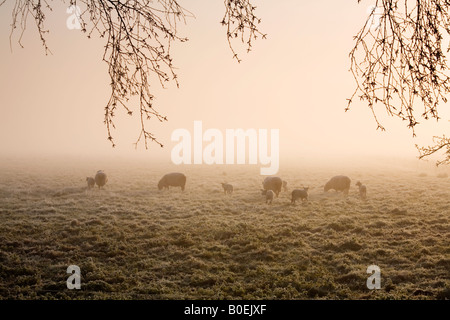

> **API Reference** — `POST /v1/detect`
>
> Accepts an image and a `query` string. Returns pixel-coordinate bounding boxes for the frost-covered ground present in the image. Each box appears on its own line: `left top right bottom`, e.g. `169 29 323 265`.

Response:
0 158 448 299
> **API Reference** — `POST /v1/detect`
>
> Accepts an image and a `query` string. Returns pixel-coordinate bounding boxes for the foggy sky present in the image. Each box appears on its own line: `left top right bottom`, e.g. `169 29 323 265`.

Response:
0 0 448 166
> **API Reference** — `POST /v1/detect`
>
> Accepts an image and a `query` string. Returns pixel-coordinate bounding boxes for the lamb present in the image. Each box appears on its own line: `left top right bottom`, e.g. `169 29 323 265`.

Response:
261 176 283 197
263 189 274 204
94 170 108 189
86 177 95 189
282 180 288 192
324 175 351 195
158 172 186 191
221 183 233 195
291 187 309 204
355 181 367 199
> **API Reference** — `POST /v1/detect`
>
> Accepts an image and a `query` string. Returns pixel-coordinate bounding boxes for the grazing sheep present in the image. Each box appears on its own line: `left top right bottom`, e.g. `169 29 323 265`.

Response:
263 189 274 204
94 170 108 189
291 187 309 204
221 183 233 195
324 175 351 195
356 181 367 199
86 177 95 189
158 172 186 191
262 176 283 197
282 180 288 192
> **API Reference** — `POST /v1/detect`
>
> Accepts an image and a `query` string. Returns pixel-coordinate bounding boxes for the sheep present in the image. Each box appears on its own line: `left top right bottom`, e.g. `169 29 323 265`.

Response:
282 180 288 192
86 177 95 189
262 176 283 197
291 187 309 204
263 189 274 204
355 181 367 199
158 172 186 191
324 175 351 195
94 170 108 189
221 183 233 195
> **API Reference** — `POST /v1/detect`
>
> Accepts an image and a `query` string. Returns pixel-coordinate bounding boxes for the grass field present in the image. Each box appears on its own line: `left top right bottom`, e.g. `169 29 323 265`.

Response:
0 157 449 300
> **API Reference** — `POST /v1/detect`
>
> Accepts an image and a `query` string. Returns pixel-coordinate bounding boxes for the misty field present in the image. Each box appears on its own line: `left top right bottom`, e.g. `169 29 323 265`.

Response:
0 158 449 300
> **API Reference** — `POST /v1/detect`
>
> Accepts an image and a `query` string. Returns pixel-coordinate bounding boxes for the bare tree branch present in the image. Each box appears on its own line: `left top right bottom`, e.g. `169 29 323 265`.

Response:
8 0 53 54
417 134 450 165
349 0 450 165
1 0 265 148
221 0 266 62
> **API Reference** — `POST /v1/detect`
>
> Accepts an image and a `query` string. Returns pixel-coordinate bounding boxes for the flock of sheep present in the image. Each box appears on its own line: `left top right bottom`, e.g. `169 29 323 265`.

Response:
259 175 366 204
86 170 108 189
86 171 367 204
